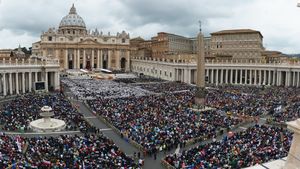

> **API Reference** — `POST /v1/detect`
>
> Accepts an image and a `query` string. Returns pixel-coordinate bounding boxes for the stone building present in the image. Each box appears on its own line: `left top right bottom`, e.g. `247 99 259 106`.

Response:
151 32 196 58
210 29 264 61
32 4 131 71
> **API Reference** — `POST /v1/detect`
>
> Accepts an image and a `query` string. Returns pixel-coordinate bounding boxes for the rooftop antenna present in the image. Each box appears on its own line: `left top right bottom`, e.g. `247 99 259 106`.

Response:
199 20 202 33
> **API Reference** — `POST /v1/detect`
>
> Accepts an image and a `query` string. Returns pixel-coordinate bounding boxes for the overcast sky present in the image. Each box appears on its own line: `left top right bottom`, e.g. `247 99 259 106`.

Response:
0 0 300 53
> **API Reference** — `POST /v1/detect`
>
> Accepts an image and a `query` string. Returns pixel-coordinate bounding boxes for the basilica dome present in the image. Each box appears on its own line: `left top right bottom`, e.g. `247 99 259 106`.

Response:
59 4 86 28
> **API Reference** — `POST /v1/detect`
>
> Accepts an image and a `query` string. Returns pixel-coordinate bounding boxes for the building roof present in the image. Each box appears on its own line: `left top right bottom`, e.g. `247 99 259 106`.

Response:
211 29 263 38
59 4 86 28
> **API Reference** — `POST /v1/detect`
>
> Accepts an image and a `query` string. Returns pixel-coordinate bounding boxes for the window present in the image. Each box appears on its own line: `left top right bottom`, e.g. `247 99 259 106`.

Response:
48 36 52 41
122 38 126 43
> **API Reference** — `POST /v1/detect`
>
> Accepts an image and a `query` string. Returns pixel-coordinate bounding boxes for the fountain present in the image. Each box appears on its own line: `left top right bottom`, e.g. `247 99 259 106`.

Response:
29 106 66 132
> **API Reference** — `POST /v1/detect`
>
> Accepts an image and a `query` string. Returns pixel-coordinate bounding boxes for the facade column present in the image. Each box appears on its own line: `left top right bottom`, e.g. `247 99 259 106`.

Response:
77 49 80 69
254 70 257 85
73 49 78 69
15 72 19 94
9 73 12 95
230 69 233 84
97 49 100 69
22 72 25 93
100 50 103 69
64 49 68 69
29 72 32 92
108 50 112 68
3 73 6 96
83 49 86 69
45 72 48 92
91 49 95 69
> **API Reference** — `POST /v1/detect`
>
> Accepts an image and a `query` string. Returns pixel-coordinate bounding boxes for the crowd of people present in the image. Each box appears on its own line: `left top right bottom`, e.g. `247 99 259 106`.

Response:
165 125 292 169
206 85 300 118
114 76 165 84
88 91 244 154
0 133 140 168
133 82 196 93
0 93 92 132
61 77 149 100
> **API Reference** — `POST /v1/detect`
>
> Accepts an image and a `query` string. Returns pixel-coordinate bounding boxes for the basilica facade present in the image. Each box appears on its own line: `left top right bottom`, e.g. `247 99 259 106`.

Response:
32 4 130 71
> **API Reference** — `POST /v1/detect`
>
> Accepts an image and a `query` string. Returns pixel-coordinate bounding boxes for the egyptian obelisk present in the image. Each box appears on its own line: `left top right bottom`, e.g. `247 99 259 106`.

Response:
195 21 206 106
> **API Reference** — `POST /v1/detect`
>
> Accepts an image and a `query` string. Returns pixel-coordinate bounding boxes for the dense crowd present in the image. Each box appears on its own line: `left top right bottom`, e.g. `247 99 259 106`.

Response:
88 91 243 154
0 133 140 168
0 133 25 168
133 82 196 93
165 125 292 169
61 77 149 100
114 76 165 84
0 93 91 132
206 85 300 117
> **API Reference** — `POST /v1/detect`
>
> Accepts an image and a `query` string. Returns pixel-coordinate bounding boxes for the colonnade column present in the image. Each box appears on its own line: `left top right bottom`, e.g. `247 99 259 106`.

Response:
16 72 19 94
3 73 6 96
29 72 32 92
249 70 252 85
268 70 272 85
235 69 238 84
206 69 209 83
230 69 233 84
9 73 12 95
297 72 300 87
245 70 248 84
259 70 262 85
263 70 267 85
211 69 214 84
239 69 243 85
22 72 25 93
225 69 228 84
35 72 38 82
100 50 103 69
219 69 223 84
293 71 296 87
216 69 219 85
273 71 276 85
254 70 257 85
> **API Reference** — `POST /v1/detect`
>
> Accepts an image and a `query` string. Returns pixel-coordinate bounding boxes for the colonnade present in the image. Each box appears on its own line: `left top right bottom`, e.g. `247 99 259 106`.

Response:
0 58 60 96
205 68 300 87
131 58 300 88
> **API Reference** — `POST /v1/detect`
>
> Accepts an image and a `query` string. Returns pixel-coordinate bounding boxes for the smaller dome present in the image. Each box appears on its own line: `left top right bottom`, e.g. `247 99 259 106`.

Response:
59 4 86 28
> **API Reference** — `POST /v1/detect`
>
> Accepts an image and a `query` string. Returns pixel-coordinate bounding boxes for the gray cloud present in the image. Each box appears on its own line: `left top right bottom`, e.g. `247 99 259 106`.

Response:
0 0 300 53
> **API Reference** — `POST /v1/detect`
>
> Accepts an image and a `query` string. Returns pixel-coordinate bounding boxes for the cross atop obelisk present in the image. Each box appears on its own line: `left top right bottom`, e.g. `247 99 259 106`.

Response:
194 20 206 106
